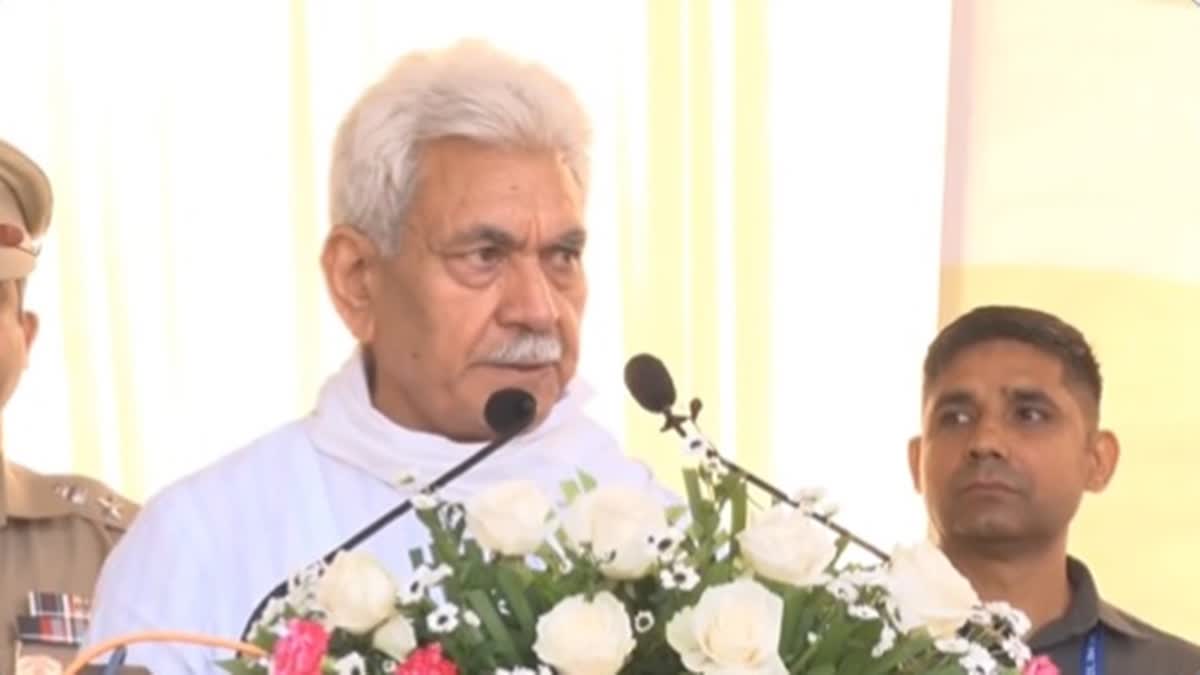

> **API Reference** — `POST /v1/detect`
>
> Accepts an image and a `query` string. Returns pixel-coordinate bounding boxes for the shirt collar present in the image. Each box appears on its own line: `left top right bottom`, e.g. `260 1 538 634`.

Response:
1097 599 1149 640
1030 557 1149 648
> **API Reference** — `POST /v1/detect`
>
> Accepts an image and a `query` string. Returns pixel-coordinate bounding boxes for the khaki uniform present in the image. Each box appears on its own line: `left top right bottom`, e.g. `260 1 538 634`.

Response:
1 458 137 674
1030 557 1200 675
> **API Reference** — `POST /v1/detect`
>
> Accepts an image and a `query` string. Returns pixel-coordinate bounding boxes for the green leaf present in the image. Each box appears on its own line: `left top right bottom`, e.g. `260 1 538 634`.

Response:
779 587 807 652
786 635 822 673
860 635 934 675
248 624 278 651
459 540 486 585
836 651 870 675
790 597 821 646
535 543 560 563
216 658 263 675
808 617 859 667
665 504 688 525
496 565 537 640
921 666 969 675
415 507 442 533
561 480 581 503
428 521 461 569
806 665 836 675
682 470 706 521
696 559 727 588
465 590 521 663
457 622 489 646
408 547 426 570
729 478 748 539
554 526 577 555
578 470 598 491
682 469 719 540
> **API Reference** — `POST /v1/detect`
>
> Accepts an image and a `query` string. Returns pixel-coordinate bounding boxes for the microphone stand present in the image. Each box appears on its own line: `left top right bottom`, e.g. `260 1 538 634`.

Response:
656 400 891 563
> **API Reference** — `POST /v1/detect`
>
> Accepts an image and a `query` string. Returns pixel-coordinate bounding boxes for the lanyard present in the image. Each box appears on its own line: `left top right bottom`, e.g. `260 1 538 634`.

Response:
1081 627 1104 675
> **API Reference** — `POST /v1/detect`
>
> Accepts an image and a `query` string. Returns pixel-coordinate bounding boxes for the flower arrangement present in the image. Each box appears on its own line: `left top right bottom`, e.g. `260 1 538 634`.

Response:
222 453 1058 675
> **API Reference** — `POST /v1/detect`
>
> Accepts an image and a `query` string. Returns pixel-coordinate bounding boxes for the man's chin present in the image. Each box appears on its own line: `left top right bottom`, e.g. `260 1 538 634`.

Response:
948 514 1037 547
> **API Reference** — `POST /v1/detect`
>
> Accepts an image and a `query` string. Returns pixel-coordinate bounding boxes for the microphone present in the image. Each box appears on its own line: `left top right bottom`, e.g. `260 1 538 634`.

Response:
240 388 537 639
624 353 676 412
624 354 890 562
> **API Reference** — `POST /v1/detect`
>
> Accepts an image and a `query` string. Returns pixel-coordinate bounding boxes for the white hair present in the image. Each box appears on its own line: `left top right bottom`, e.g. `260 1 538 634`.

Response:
329 40 593 252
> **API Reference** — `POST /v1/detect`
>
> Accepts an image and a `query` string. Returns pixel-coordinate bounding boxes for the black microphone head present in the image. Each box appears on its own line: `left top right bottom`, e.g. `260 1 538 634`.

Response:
484 388 537 436
624 353 677 413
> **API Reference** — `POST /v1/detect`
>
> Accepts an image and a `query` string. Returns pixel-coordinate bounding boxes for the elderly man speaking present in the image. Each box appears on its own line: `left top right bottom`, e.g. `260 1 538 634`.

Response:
86 41 658 673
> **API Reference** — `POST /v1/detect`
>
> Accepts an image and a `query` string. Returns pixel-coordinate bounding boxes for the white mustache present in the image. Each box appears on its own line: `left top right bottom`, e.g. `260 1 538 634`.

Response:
482 333 563 366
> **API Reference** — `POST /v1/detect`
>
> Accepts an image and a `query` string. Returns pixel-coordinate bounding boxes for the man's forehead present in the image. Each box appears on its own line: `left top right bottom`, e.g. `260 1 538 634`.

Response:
945 339 1064 374
926 340 1070 399
424 213 585 245
438 175 582 219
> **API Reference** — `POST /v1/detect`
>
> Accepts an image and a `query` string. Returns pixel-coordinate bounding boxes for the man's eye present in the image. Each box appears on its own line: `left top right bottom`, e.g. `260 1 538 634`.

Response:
553 246 581 263
544 247 582 273
468 247 504 266
938 410 972 427
1015 407 1049 424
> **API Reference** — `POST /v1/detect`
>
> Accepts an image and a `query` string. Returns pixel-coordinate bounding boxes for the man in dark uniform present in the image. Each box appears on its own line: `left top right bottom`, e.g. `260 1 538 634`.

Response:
909 305 1200 675
0 138 137 674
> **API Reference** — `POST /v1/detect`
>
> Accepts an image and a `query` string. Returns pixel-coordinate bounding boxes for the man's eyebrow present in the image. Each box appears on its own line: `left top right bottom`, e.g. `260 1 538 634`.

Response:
552 227 587 249
446 224 520 248
929 389 975 411
1006 386 1060 409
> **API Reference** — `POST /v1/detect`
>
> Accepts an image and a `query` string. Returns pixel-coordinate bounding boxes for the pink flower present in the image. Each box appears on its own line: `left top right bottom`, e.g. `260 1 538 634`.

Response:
1022 655 1060 675
271 619 329 675
395 643 458 675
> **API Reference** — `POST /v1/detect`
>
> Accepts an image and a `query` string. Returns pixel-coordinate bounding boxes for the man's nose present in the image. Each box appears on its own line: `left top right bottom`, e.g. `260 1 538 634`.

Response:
967 418 1010 461
495 257 559 333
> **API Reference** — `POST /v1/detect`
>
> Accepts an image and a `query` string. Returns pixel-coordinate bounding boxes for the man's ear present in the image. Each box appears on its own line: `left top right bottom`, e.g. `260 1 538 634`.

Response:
907 435 924 494
1085 430 1120 493
321 225 381 343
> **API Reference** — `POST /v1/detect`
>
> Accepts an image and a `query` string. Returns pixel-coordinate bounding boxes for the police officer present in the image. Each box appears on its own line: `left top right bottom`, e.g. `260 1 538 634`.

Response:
0 139 137 674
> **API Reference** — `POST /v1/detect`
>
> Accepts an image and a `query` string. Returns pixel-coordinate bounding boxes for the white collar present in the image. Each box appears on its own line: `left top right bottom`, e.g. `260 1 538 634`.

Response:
303 350 597 501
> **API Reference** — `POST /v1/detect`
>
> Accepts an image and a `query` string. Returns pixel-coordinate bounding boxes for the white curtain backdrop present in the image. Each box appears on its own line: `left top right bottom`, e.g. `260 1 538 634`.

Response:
767 2 950 551
0 0 950 554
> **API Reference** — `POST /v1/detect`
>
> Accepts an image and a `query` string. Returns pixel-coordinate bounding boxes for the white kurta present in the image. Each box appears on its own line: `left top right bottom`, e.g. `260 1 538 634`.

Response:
85 353 664 674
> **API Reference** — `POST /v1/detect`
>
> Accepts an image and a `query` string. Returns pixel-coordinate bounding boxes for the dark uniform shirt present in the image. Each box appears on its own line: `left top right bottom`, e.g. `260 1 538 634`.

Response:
1029 557 1200 675
1 459 137 674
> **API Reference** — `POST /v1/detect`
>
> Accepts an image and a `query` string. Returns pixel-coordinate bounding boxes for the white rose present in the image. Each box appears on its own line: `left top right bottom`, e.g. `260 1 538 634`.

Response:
465 480 553 556
666 578 787 675
316 550 399 633
886 540 980 639
737 504 837 587
533 592 635 675
372 614 417 661
563 486 667 579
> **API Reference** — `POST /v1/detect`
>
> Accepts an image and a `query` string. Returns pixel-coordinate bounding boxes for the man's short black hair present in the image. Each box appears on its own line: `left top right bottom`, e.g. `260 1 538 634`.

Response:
923 305 1103 409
